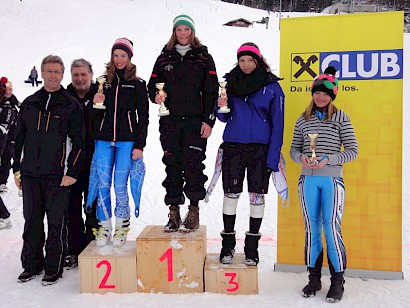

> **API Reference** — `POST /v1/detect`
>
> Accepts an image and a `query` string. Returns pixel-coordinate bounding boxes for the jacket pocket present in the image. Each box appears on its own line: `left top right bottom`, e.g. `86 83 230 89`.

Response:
127 111 133 133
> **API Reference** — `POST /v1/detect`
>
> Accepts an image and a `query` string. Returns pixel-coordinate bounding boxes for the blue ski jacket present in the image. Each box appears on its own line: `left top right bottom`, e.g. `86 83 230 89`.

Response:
216 74 284 171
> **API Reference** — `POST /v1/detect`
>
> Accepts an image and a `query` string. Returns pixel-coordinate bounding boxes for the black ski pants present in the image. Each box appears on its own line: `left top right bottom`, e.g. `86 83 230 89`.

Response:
159 116 208 205
67 145 98 256
21 176 69 275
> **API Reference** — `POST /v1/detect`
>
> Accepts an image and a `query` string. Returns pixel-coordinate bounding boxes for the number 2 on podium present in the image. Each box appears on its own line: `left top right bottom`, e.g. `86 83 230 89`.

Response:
159 248 173 282
96 259 116 289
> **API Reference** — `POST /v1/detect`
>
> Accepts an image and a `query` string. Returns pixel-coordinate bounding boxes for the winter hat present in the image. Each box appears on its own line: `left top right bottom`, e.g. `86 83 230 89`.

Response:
311 66 339 101
237 42 262 61
112 37 133 58
0 77 7 98
173 14 195 32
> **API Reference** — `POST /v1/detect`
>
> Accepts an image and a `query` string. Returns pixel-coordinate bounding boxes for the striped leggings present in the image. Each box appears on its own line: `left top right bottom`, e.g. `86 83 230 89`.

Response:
298 175 346 272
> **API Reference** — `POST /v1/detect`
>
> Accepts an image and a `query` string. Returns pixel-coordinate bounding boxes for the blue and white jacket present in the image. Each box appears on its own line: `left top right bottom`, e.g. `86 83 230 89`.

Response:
216 74 285 171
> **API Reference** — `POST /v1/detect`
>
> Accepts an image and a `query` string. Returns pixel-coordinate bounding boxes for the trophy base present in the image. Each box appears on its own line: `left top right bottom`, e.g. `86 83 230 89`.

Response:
218 107 230 114
93 104 106 110
158 109 170 117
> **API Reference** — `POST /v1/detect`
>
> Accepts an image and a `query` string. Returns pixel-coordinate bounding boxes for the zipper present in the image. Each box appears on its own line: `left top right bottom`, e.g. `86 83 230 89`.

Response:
128 111 133 132
113 76 120 141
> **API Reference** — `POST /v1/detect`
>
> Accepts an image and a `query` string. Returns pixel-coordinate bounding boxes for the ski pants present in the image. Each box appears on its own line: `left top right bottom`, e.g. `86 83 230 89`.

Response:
0 196 10 219
94 140 133 221
159 116 207 205
67 143 98 255
0 141 13 185
21 176 69 275
298 175 346 273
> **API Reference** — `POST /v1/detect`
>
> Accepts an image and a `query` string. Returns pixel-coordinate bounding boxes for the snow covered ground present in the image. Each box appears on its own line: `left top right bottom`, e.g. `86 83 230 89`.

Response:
0 0 409 307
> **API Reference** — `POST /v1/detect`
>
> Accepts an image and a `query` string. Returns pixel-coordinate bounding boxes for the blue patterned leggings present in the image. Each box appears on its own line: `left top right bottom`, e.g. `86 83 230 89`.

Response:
298 175 346 272
94 140 134 221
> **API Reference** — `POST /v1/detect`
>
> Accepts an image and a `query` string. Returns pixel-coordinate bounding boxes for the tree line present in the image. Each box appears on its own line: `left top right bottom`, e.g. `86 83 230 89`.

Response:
223 0 409 12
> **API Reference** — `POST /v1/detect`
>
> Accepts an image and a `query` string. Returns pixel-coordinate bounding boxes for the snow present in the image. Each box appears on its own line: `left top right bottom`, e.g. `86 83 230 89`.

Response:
0 0 409 307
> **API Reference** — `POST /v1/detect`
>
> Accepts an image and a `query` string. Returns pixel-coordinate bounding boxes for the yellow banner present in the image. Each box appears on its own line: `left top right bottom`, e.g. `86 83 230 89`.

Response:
278 12 403 278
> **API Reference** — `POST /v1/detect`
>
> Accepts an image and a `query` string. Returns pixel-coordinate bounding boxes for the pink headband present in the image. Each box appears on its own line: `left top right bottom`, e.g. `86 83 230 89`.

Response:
237 45 262 59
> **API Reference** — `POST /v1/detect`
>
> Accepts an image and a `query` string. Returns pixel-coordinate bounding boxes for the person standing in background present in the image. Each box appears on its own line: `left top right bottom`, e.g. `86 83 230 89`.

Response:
30 66 39 87
65 59 101 269
0 77 16 230
0 78 19 193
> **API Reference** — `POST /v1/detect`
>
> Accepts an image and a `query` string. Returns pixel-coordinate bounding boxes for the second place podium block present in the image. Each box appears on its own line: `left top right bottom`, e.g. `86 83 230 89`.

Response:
136 225 207 293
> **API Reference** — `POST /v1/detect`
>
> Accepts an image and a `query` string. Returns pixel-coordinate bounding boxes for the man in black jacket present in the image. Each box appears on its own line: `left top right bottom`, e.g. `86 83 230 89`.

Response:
64 58 101 269
13 55 85 286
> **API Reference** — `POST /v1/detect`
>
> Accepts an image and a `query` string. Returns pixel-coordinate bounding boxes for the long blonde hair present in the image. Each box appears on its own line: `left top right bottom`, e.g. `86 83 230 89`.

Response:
302 98 338 121
105 53 139 83
165 30 203 50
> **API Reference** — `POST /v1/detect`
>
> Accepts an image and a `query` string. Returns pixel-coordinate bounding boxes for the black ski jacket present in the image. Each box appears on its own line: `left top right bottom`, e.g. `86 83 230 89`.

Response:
147 45 219 127
67 83 102 146
96 75 149 151
13 87 85 179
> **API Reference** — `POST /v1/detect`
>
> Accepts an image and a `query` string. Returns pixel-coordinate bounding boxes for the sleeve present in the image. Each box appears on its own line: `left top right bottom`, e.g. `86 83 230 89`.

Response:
12 101 27 173
134 80 149 150
147 54 163 104
66 98 86 179
201 53 219 128
328 113 358 165
289 117 305 164
266 83 285 172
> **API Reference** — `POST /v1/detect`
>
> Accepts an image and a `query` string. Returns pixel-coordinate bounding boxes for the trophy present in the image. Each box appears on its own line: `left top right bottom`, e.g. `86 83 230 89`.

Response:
217 81 230 113
308 133 318 164
94 77 106 109
156 82 170 116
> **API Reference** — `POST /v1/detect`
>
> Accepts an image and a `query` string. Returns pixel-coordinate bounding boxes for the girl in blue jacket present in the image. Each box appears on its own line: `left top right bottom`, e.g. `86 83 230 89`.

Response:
216 42 284 266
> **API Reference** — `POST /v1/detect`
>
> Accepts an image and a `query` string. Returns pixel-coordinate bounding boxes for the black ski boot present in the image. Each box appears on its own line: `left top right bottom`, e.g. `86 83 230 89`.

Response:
164 205 181 233
302 251 323 297
179 205 199 232
244 232 261 266
326 263 345 303
220 230 236 264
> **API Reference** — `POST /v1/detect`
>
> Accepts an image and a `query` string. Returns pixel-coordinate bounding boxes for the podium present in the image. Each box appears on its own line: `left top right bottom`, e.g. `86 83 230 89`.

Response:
204 253 258 295
78 241 137 294
136 225 207 293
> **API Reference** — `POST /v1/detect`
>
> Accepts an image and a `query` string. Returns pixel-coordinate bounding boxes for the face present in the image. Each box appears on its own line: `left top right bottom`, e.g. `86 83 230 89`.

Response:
312 91 331 109
41 63 64 92
5 87 12 98
113 49 129 70
71 66 92 95
238 55 257 74
175 25 192 45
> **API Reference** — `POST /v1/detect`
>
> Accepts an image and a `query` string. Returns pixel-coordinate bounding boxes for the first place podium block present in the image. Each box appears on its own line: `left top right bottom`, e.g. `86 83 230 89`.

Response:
78 241 137 294
205 253 258 295
136 225 207 293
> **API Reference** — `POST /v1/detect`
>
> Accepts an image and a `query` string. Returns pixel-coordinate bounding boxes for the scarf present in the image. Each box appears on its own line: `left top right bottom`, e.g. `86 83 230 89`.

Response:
175 44 192 56
227 66 270 97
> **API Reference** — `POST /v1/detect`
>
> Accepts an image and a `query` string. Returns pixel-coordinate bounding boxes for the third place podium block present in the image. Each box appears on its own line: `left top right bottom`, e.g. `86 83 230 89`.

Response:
204 253 258 295
136 225 207 293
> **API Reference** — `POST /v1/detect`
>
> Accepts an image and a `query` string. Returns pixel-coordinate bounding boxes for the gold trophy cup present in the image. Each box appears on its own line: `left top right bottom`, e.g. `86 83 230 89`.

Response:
308 133 318 164
217 81 230 113
156 83 170 117
94 77 106 109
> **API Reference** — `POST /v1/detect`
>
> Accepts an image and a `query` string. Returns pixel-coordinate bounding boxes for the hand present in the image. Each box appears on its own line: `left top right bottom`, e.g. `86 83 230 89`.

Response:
300 155 328 169
60 175 77 187
200 122 212 138
14 173 21 190
93 93 105 104
217 96 228 107
132 148 143 160
155 92 167 104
